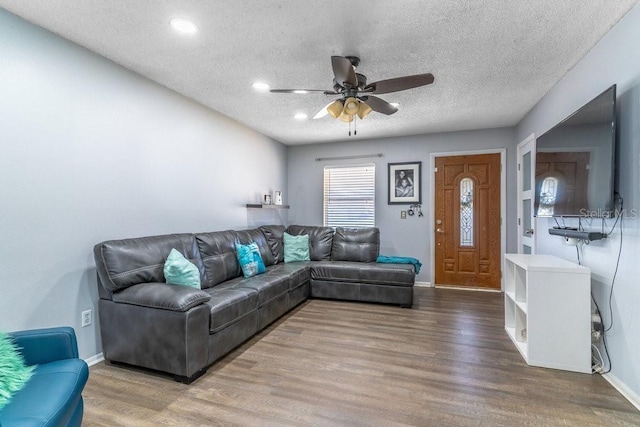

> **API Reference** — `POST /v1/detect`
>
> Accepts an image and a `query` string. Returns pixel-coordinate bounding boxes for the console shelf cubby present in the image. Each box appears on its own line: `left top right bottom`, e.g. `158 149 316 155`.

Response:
503 254 591 373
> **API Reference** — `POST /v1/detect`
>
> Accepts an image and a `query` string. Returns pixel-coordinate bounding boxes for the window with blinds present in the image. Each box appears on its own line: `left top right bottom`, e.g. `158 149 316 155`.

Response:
323 164 375 228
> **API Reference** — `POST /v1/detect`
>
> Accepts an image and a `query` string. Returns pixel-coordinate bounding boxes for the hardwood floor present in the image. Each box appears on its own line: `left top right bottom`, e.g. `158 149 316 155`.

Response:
83 287 640 426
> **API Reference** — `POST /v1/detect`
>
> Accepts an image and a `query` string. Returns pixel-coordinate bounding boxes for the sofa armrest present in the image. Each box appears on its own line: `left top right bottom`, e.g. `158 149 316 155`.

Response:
10 326 79 366
112 282 211 312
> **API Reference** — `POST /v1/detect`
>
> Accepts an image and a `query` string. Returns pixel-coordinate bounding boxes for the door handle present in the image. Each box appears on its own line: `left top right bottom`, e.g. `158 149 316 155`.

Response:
436 228 445 234
524 228 534 236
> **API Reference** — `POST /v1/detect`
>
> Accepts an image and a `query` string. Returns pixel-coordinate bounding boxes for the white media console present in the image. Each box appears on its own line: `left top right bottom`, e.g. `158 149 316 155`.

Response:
504 254 592 373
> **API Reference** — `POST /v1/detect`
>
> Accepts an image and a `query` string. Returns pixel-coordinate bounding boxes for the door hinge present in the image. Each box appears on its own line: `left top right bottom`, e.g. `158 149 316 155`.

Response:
518 218 521 226
434 167 438 173
518 163 521 171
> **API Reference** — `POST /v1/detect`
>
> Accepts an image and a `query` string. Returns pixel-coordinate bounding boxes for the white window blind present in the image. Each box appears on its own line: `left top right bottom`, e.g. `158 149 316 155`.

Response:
323 164 375 227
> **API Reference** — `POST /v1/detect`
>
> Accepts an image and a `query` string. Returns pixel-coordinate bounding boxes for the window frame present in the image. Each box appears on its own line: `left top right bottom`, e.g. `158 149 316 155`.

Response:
323 163 376 228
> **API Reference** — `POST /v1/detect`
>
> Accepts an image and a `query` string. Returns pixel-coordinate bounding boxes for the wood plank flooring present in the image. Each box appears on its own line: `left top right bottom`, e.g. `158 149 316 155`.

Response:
83 287 640 426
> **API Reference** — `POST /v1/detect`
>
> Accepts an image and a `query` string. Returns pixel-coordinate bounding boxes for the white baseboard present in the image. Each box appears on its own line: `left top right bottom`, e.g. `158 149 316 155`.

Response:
414 281 433 287
85 352 104 367
602 372 640 411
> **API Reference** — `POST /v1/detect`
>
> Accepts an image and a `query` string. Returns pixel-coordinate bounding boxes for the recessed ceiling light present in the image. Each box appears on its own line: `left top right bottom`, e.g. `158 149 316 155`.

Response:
252 81 271 92
170 18 198 35
294 113 308 120
390 102 400 108
293 90 308 94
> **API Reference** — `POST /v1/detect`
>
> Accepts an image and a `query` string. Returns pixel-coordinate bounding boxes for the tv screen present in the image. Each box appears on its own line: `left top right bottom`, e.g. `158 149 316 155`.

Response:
534 85 616 217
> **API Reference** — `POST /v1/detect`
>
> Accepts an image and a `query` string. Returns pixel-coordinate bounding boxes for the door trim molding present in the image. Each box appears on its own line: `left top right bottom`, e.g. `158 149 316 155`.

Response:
429 149 507 290
517 133 536 254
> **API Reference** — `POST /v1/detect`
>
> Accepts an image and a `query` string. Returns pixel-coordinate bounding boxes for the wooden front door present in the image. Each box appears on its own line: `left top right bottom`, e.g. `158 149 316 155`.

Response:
434 154 501 288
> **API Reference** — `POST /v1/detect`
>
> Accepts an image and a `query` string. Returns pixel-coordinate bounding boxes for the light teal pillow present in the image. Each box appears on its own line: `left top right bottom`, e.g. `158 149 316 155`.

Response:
163 248 201 288
0 332 35 410
235 242 266 278
284 232 311 263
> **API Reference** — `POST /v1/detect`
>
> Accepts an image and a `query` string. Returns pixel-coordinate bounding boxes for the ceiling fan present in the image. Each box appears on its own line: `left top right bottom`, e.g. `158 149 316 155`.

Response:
270 55 434 134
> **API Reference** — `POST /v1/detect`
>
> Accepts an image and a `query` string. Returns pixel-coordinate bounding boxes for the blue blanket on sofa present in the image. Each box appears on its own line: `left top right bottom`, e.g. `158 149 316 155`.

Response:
377 255 422 274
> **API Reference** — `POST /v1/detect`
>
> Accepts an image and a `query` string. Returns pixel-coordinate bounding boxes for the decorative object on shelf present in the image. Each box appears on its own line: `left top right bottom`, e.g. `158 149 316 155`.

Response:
263 194 272 205
273 191 283 205
388 161 421 204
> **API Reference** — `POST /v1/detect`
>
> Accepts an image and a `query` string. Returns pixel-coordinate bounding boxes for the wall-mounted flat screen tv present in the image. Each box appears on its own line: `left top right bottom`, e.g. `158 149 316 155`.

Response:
534 85 616 217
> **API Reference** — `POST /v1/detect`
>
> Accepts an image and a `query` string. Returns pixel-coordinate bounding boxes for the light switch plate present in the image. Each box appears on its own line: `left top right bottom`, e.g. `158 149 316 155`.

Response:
401 211 407 219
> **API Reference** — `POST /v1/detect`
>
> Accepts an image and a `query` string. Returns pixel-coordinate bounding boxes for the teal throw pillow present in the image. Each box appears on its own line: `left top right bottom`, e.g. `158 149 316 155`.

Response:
284 232 311 263
235 242 266 278
163 248 201 288
0 332 35 410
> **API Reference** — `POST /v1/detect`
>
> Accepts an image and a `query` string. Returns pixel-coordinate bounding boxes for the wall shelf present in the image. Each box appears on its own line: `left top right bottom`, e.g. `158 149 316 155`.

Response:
548 228 606 241
246 204 290 209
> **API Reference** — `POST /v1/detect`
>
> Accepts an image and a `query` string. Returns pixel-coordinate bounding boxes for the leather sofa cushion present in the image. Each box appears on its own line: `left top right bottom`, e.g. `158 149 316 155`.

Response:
235 228 276 266
203 287 259 333
286 225 334 261
112 282 211 312
218 272 289 306
266 263 311 290
94 234 206 293
259 225 286 264
195 231 241 288
311 261 415 286
331 227 380 262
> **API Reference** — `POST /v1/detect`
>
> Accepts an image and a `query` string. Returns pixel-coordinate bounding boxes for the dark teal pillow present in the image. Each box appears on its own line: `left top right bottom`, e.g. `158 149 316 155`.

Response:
0 332 35 410
284 232 311 263
235 242 266 278
163 248 201 288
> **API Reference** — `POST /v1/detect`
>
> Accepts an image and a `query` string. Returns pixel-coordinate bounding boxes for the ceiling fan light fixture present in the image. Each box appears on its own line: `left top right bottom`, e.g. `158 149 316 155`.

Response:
338 112 354 123
327 100 344 119
343 97 359 116
357 101 373 120
294 112 308 120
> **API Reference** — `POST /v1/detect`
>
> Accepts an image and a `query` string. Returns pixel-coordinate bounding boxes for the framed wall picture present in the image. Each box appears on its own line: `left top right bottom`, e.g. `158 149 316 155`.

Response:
388 161 421 204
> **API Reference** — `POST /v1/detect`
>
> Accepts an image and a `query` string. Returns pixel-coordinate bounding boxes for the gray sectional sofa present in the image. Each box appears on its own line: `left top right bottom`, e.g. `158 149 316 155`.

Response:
94 225 415 383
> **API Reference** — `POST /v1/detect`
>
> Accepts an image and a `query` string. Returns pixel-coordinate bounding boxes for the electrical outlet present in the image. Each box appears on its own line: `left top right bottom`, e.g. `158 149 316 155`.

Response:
401 211 407 219
81 309 92 327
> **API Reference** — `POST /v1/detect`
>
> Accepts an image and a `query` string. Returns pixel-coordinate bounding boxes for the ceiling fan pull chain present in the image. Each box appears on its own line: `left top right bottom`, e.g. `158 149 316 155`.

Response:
354 116 357 135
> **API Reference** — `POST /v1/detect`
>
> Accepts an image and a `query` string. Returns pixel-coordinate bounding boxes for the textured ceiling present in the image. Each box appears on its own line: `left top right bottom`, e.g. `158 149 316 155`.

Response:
1 1 637 145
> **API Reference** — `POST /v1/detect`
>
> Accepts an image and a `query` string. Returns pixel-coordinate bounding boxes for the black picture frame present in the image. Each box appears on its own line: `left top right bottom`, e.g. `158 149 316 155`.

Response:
388 161 422 204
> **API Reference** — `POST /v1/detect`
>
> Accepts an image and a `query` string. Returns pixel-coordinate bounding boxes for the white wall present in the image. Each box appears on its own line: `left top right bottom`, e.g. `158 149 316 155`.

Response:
287 128 516 284
517 3 640 403
0 10 287 359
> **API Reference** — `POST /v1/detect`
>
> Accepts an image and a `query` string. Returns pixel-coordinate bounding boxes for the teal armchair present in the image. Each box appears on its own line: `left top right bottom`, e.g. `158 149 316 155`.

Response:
0 327 89 427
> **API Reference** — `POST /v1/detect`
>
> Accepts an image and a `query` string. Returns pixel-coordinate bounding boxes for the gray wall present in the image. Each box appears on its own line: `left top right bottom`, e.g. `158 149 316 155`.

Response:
0 10 287 359
517 3 640 401
287 128 517 284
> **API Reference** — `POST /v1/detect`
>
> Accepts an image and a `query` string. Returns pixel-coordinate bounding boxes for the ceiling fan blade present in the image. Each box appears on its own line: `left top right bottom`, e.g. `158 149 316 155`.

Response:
331 56 358 88
313 101 336 119
362 96 398 115
365 73 434 94
270 89 331 94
